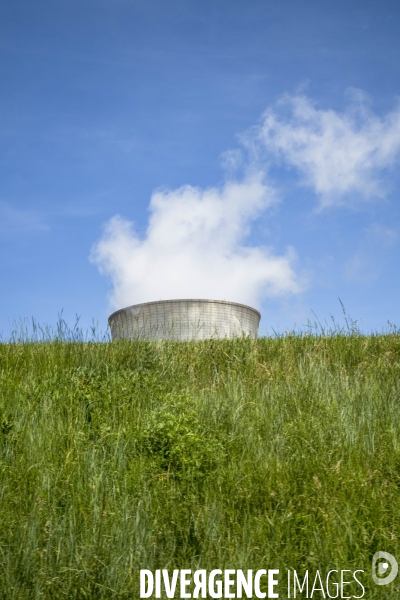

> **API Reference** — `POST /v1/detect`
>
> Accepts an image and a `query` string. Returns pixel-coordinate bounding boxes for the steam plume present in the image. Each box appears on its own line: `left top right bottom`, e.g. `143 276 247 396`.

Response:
92 91 400 310
91 173 299 309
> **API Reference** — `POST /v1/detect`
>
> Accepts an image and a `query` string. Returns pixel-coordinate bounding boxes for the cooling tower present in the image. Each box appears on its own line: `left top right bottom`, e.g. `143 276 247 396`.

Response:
108 299 261 341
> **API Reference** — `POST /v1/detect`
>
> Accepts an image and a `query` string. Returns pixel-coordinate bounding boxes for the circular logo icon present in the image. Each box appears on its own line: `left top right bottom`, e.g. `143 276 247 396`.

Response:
372 551 398 585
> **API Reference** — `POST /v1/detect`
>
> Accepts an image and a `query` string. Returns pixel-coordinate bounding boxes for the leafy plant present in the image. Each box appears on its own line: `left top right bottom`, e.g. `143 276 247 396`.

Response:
139 392 226 478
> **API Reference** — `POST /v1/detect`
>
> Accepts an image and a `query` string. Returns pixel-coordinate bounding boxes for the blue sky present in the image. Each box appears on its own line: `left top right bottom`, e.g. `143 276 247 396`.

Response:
1 0 400 336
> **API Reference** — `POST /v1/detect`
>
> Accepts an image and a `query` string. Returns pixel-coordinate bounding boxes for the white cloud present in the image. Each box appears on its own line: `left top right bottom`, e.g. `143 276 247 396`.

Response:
91 173 300 310
220 149 244 175
92 90 400 310
256 91 400 208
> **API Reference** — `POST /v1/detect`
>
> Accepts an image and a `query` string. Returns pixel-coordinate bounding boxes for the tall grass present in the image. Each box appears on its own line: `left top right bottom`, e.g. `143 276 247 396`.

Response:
0 333 400 597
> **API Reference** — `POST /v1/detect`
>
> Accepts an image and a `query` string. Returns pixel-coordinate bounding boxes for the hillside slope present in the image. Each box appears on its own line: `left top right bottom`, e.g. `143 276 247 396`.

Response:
0 336 399 598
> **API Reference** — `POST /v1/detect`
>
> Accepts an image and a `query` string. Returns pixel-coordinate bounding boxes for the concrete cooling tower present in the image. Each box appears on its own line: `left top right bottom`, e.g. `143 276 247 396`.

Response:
108 299 261 341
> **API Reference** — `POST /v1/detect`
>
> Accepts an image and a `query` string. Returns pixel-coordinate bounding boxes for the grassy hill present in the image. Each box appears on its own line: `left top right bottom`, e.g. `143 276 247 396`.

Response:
0 335 400 598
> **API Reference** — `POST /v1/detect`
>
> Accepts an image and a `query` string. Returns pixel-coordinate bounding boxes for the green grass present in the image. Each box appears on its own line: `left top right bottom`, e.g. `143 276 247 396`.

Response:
0 335 400 598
